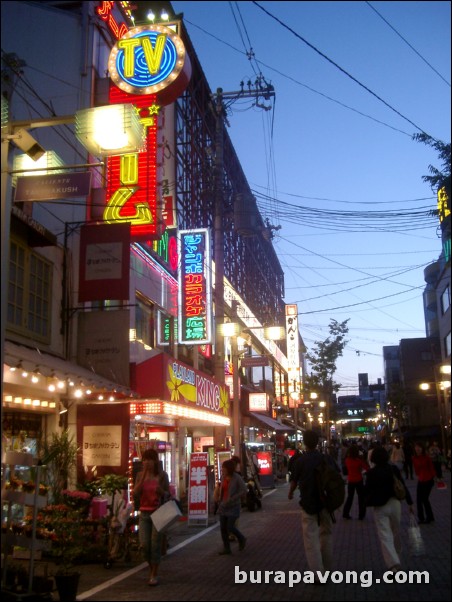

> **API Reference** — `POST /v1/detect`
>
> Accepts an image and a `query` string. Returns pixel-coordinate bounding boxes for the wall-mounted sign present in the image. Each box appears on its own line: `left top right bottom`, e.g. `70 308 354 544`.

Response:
437 185 450 223
249 393 269 412
108 23 191 105
178 229 212 345
96 1 130 40
78 223 130 301
132 354 230 419
15 172 91 202
241 355 269 368
104 86 162 240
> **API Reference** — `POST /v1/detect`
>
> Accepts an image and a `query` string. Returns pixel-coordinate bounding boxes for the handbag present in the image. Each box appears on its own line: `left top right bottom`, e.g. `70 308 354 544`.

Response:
393 474 406 501
151 499 182 532
407 514 425 556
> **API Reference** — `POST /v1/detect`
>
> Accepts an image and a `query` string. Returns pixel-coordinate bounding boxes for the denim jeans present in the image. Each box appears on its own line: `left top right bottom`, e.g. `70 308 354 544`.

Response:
219 514 245 551
139 511 162 565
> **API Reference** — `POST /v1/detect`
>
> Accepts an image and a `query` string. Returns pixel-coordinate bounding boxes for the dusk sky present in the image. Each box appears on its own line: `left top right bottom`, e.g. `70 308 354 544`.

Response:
172 1 451 394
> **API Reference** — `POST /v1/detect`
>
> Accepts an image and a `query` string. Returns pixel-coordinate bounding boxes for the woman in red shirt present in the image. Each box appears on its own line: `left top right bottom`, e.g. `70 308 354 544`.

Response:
412 441 436 524
342 444 369 520
134 449 167 585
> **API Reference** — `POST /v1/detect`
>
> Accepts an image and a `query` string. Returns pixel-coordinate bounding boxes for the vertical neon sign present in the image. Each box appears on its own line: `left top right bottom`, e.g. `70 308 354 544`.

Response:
103 22 191 240
178 229 212 345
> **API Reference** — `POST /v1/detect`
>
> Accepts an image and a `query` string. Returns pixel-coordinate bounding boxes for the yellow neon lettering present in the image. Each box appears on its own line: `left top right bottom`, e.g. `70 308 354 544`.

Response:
141 34 167 75
104 188 154 225
120 154 138 185
117 39 141 77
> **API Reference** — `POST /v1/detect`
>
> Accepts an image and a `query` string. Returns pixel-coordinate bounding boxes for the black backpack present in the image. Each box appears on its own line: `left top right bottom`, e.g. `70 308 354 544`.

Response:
315 455 345 517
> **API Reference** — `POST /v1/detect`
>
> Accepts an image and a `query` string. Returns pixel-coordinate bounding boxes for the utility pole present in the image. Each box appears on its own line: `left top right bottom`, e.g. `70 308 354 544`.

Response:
212 79 275 450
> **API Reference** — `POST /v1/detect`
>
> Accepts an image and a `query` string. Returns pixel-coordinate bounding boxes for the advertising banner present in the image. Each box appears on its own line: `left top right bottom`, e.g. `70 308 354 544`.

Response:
77 309 130 386
78 223 130 302
188 452 209 525
76 403 130 481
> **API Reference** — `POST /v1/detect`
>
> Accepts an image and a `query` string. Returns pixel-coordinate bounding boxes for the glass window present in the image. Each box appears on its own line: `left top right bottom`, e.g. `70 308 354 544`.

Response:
8 240 52 342
445 331 451 358
135 297 155 348
441 285 450 315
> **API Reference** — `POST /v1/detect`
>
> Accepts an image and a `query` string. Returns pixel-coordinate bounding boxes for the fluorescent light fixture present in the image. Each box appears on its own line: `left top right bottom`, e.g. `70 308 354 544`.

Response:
75 104 144 157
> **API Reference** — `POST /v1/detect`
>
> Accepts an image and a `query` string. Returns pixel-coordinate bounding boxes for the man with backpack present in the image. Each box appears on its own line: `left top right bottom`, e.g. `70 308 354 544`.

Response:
288 430 344 577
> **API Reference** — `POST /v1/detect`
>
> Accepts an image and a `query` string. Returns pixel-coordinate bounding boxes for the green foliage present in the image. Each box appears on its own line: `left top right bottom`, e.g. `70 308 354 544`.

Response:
40 430 79 504
412 133 451 192
305 319 350 396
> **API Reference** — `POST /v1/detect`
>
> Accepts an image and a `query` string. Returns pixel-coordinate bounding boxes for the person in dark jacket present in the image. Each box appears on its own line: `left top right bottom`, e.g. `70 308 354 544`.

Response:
364 446 414 572
288 430 339 575
217 459 248 555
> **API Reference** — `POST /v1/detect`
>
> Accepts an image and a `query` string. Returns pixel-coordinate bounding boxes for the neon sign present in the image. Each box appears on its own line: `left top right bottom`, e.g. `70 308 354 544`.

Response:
108 24 190 101
96 2 129 39
178 229 212 345
104 86 161 239
437 185 450 223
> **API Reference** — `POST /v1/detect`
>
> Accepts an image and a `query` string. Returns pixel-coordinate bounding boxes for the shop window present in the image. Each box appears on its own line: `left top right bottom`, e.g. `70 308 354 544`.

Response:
441 285 450 315
445 331 451 358
7 239 52 343
136 296 155 348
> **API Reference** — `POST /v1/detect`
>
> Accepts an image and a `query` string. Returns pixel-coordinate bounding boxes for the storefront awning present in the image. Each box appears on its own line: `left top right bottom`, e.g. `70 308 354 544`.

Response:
3 340 135 396
249 412 295 433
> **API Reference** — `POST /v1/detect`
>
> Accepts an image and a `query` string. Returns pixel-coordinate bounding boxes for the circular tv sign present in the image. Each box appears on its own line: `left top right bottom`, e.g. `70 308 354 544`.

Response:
108 24 190 99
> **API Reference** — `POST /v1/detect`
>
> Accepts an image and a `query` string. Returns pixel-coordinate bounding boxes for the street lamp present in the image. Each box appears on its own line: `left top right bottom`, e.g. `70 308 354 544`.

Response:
219 318 285 454
419 364 451 456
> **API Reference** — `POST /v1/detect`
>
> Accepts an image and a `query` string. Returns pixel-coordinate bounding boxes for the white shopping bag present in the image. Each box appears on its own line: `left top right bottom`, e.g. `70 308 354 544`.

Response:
408 515 425 556
151 500 182 532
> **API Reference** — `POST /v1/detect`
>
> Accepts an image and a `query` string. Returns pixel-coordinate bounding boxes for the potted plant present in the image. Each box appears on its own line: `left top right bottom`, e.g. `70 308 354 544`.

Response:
39 430 79 504
41 504 85 602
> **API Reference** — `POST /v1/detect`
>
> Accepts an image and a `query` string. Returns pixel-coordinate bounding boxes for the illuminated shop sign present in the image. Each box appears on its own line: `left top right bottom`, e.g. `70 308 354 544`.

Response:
108 23 191 105
177 229 212 345
437 185 450 223
104 86 161 240
96 1 130 40
285 304 299 370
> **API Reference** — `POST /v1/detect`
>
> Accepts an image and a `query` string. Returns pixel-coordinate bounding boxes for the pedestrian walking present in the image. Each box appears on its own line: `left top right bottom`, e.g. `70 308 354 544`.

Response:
288 449 302 481
342 444 369 520
288 430 338 577
402 439 414 479
134 448 169 586
390 441 405 472
217 459 247 555
364 446 414 572
428 441 443 479
413 441 436 524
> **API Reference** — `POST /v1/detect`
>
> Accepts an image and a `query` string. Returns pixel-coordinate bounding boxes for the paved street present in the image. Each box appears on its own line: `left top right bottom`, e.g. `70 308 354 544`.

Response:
74 473 451 602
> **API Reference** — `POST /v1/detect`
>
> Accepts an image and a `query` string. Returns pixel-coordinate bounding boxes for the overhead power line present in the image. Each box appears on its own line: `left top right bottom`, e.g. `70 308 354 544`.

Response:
251 1 435 138
366 1 451 87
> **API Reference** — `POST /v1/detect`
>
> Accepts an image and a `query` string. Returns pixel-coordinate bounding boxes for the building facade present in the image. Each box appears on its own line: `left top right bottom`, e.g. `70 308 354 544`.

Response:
1 1 295 500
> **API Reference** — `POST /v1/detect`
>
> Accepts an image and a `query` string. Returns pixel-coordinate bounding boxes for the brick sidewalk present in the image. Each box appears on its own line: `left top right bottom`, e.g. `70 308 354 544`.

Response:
74 472 451 601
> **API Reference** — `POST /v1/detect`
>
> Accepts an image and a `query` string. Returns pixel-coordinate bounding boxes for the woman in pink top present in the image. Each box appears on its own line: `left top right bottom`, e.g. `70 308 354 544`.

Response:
342 444 369 520
134 449 167 586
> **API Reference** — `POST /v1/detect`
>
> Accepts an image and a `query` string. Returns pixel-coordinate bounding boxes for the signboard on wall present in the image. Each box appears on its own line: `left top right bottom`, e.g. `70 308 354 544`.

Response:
78 223 130 302
177 229 212 345
77 403 130 482
188 452 209 525
82 425 122 467
249 393 269 412
77 309 130 386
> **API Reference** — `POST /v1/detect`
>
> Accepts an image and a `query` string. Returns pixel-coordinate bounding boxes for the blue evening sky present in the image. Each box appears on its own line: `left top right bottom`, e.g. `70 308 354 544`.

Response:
172 1 451 394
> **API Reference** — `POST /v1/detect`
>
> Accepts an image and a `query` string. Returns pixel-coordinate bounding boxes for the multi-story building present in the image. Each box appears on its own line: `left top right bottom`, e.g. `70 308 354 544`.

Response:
1 1 294 499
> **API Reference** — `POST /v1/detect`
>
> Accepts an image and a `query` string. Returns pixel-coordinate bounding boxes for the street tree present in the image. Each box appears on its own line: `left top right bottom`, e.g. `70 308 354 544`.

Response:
413 133 451 194
304 319 350 441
